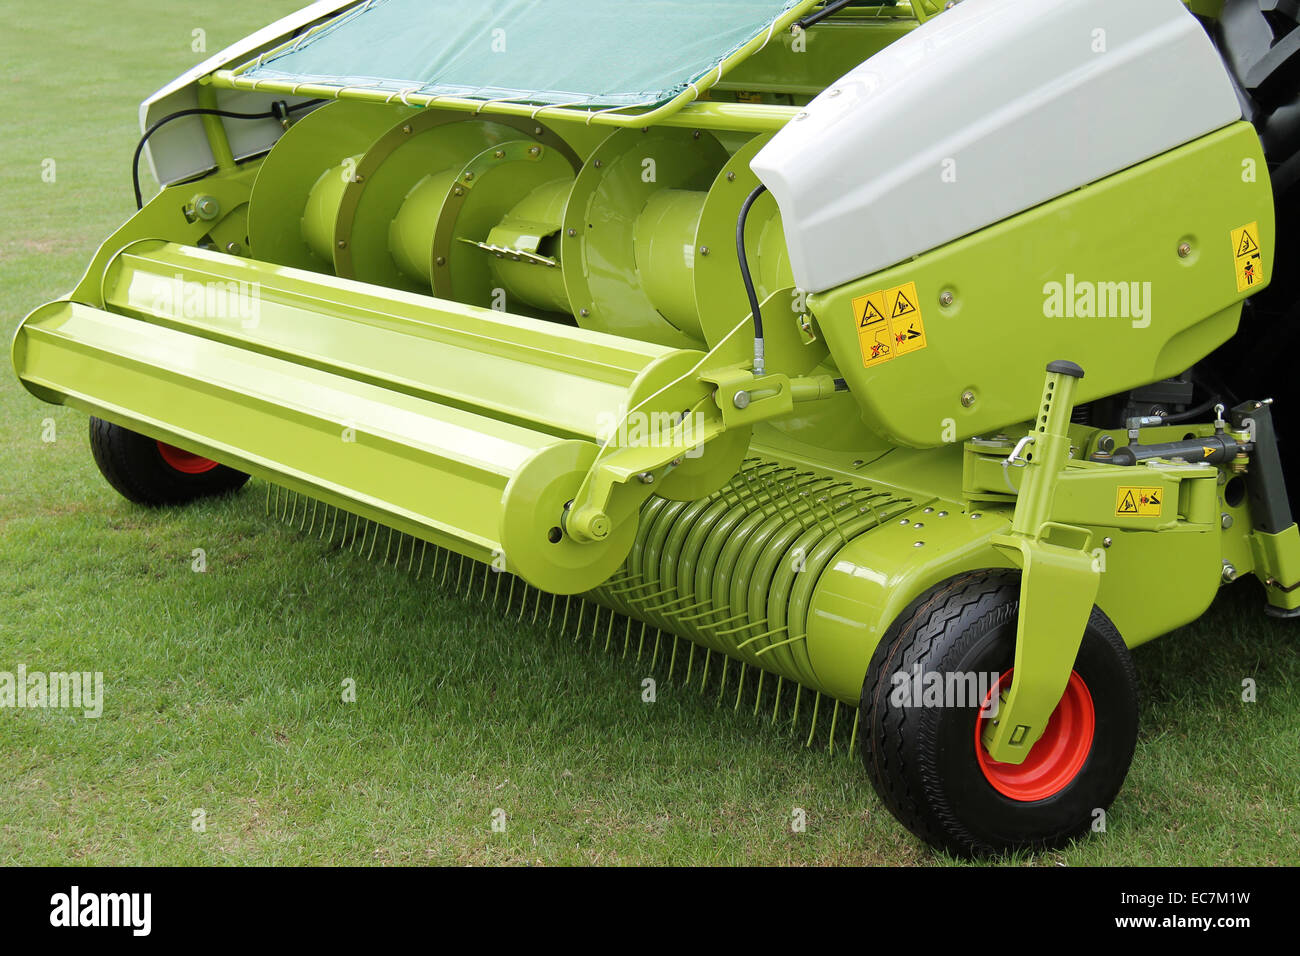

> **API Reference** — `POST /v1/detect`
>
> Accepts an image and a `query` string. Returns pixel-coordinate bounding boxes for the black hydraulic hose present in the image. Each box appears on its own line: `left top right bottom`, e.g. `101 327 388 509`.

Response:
1161 395 1223 425
132 100 324 209
737 183 769 373
795 0 868 31
736 182 849 392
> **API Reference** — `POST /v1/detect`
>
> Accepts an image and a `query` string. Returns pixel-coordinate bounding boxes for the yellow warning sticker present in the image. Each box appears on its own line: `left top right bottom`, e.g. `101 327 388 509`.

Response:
1116 486 1163 518
1231 221 1264 293
852 281 928 369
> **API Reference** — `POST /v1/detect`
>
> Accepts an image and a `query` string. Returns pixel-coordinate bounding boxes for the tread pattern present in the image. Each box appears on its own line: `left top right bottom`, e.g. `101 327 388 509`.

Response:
89 417 250 506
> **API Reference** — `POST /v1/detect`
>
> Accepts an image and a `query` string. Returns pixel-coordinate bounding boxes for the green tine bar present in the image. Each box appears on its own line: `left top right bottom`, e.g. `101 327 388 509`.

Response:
753 670 765 717
805 693 821 748
848 709 860 756
827 700 840 755
715 653 728 703
734 663 747 712
772 677 784 725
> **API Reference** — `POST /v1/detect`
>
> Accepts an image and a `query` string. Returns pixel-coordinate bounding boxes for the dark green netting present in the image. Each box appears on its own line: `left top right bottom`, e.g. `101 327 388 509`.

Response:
239 0 807 108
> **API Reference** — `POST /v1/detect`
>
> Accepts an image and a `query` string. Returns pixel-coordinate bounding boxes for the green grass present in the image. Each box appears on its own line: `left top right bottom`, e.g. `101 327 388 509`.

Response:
1 1 1297 867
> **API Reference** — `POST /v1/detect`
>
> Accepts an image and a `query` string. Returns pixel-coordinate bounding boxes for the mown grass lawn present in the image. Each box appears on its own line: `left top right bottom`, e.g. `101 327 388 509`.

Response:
1 1 1296 866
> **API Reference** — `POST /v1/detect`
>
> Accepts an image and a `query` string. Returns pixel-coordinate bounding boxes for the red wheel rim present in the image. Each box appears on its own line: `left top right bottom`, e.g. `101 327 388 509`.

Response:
975 668 1095 802
156 441 220 475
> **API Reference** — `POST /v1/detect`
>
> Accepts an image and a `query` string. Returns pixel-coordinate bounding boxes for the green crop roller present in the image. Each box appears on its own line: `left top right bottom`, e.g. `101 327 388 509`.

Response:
14 0 1300 855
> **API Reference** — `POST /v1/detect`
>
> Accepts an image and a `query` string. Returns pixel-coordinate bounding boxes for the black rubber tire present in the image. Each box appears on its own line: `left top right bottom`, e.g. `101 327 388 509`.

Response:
860 569 1139 857
88 417 250 506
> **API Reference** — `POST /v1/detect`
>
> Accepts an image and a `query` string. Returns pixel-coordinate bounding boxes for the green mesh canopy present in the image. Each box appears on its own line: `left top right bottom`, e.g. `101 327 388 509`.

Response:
239 0 807 108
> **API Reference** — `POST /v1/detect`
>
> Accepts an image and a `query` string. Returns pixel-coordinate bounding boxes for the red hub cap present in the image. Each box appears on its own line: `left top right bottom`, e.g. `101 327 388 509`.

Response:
975 668 1095 801
156 441 220 475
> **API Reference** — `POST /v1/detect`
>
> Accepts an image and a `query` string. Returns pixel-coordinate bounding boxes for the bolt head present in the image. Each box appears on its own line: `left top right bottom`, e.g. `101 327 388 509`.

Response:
961 389 976 408
940 290 955 307
699 246 710 256
1221 513 1234 529
732 390 751 410
1178 242 1193 258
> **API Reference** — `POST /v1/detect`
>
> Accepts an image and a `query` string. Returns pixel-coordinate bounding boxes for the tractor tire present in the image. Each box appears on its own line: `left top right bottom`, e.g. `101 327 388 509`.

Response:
860 569 1139 857
89 417 250 506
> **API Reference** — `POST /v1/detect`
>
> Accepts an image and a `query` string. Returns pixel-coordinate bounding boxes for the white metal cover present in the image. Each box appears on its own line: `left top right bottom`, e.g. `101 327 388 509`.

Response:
751 0 1243 294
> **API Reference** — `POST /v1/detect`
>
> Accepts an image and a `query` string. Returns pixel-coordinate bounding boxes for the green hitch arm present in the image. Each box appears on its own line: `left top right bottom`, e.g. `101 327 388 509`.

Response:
986 361 1102 764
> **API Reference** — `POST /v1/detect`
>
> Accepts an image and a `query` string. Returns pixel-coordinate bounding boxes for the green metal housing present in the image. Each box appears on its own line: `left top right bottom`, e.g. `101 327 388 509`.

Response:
11 1 1299 775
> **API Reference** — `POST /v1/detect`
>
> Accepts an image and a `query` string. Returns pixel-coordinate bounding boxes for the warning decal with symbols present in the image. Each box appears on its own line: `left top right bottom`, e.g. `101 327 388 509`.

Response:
852 281 928 369
1231 221 1265 293
1115 486 1163 518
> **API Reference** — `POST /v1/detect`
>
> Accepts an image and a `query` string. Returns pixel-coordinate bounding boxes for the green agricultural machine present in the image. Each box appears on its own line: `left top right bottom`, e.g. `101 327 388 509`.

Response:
14 0 1300 855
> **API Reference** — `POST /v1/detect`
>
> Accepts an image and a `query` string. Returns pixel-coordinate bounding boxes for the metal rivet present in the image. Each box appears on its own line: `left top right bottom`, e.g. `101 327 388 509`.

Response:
726 172 736 182
1179 242 1193 258
1221 513 1233 529
699 246 710 256
899 518 909 525
336 239 347 249
533 127 543 135
971 513 983 519
923 507 934 514
852 459 864 467
913 522 924 529
580 308 590 317
913 541 925 548
961 390 976 408
593 159 603 168
528 146 540 156
937 511 948 518
494 150 505 159
693 130 701 139
401 124 412 134
940 290 955 307
435 256 446 266
567 228 577 237
464 172 474 181
1103 536 1113 547
453 186 464 196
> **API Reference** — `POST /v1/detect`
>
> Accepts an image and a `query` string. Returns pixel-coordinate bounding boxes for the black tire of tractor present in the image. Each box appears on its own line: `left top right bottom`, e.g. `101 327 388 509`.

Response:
89 417 250 506
860 569 1139 857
